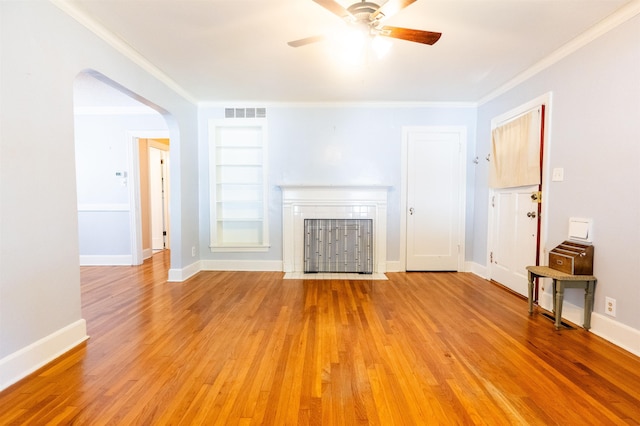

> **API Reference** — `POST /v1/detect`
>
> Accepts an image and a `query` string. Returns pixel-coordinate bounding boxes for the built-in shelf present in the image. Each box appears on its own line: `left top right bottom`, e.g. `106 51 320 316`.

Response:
210 119 268 251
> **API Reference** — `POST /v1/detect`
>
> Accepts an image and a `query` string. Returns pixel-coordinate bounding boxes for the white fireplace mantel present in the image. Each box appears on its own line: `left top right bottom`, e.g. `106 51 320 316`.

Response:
279 185 389 273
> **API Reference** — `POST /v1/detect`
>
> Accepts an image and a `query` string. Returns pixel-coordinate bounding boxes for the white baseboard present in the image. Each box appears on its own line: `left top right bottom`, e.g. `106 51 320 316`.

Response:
168 259 291 282
200 259 282 272
537 291 640 357
590 313 640 357
0 319 89 391
79 255 132 266
467 261 488 279
388 259 639 357
142 248 153 260
168 260 202 282
385 261 486 274
538 292 586 326
459 267 639 357
385 261 403 272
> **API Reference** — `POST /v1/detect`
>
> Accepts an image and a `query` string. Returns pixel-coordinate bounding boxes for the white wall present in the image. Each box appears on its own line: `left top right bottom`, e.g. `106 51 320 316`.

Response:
0 1 198 390
198 104 478 269
473 14 640 351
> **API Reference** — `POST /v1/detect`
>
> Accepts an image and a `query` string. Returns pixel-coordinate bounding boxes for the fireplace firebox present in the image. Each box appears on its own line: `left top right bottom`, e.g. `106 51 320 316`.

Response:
304 219 373 274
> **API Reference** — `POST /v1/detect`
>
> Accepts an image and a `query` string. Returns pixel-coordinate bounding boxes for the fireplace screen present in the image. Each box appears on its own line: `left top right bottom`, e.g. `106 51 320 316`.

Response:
303 219 373 274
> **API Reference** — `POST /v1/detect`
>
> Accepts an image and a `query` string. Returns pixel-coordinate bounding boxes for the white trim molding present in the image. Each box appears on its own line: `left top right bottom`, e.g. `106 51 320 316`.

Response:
168 260 202 282
200 101 477 109
126 130 171 266
51 0 197 104
167 259 284 282
467 261 488 279
385 261 403 273
590 314 640 357
0 320 88 391
74 106 159 116
200 260 283 272
479 2 640 105
79 255 132 266
536 290 640 357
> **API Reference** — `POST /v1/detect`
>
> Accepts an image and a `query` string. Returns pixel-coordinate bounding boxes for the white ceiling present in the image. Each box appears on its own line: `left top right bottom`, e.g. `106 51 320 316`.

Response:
65 0 635 104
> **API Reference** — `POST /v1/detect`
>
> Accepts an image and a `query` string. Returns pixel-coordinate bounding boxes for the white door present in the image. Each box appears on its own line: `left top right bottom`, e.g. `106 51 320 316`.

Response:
149 147 169 251
487 100 547 296
406 129 464 271
489 186 539 295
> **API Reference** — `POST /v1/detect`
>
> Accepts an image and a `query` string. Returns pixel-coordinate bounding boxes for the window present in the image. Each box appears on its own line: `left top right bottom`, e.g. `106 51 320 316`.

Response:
209 119 269 251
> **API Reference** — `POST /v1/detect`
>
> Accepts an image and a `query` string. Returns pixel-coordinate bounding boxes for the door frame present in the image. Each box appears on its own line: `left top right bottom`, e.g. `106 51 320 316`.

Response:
487 92 552 281
400 126 467 272
126 130 170 265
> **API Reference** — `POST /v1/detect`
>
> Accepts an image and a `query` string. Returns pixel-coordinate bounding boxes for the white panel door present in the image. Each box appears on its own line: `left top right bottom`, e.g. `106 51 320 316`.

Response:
149 147 168 251
406 129 462 271
489 186 539 296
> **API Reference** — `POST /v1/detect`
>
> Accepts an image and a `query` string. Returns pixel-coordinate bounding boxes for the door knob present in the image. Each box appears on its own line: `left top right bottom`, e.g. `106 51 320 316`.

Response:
527 211 536 218
409 207 415 215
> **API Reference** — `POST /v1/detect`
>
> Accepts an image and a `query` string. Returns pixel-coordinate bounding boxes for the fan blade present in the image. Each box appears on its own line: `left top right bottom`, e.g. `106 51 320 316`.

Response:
287 35 326 48
371 0 418 20
379 26 441 45
312 0 354 19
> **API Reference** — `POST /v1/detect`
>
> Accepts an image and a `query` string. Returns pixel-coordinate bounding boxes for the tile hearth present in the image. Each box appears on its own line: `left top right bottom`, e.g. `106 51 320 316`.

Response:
283 272 388 280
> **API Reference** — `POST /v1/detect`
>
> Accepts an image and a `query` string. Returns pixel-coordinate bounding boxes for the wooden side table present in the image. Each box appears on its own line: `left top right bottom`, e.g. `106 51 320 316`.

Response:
526 265 597 330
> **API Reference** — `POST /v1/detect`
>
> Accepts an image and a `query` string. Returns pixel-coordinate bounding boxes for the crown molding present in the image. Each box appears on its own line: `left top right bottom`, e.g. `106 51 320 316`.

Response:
478 0 640 106
52 0 640 109
50 0 198 105
198 101 477 109
74 106 160 116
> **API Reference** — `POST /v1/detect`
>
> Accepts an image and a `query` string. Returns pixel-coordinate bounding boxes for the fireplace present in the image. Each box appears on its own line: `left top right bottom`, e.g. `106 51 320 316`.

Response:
304 218 373 273
280 185 388 275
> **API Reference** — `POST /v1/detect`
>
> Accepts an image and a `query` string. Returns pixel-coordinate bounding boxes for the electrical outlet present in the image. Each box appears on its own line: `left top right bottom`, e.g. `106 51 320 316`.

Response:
605 297 616 317
191 246 196 257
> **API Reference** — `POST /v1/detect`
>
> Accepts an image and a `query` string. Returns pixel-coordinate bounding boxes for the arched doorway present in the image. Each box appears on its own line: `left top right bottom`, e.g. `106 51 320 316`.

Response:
73 70 171 265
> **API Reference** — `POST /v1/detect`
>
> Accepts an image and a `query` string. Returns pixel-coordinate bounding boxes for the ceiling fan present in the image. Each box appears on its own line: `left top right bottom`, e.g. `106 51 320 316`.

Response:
288 0 442 48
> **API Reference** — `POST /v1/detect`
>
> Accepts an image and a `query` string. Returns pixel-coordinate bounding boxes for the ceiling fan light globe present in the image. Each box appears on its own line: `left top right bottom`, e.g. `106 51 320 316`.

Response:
371 35 392 59
343 28 367 53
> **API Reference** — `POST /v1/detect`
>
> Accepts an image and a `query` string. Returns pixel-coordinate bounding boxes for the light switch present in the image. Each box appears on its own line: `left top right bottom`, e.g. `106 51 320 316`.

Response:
552 167 564 182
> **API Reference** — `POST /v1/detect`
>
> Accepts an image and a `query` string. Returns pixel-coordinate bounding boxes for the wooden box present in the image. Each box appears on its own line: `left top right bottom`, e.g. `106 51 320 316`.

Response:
549 241 594 275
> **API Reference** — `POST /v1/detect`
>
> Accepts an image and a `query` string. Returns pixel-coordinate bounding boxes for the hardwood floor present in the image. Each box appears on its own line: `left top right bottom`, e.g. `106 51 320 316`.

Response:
2 251 640 425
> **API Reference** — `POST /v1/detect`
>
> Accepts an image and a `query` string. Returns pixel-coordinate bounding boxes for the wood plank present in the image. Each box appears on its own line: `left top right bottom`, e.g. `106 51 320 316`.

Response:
1 251 640 424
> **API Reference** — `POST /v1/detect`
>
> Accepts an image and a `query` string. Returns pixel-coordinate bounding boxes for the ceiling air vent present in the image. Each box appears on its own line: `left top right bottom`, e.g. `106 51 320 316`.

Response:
224 107 267 119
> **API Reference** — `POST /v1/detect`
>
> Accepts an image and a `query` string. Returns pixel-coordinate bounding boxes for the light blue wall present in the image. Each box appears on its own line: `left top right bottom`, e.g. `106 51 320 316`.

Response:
474 15 640 329
0 1 198 382
2 0 638 389
75 112 168 257
199 105 478 265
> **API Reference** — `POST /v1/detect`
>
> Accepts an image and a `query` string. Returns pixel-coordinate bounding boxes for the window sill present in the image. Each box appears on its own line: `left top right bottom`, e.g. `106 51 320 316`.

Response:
209 244 270 253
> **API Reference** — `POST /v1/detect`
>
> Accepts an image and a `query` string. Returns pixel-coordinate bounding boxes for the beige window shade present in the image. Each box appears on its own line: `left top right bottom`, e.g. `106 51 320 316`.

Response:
490 109 542 188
